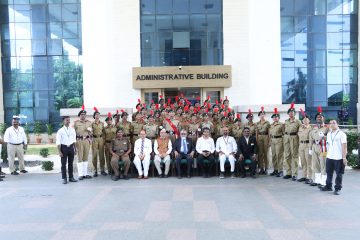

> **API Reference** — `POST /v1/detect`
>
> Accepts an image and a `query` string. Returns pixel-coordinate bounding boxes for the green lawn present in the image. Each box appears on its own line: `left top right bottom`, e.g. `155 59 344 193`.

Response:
26 144 58 155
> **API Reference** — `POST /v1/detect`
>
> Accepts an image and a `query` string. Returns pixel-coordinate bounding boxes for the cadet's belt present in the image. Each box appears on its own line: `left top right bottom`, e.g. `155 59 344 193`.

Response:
76 135 89 140
258 132 268 135
271 135 282 139
93 135 103 138
300 140 309 144
105 140 112 143
285 132 297 136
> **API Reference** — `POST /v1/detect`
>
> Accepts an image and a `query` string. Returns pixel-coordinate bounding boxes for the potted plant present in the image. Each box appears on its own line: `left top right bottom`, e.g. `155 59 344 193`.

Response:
34 121 43 144
46 123 54 143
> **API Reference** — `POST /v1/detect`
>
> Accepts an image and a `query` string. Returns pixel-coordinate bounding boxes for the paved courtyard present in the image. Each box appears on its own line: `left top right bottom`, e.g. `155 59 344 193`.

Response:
0 169 359 240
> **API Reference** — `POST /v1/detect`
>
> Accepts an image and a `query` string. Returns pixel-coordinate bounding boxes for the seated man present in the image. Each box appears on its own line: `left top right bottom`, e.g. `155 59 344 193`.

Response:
133 129 152 179
238 127 258 178
196 127 215 178
174 129 194 178
110 128 131 181
154 128 172 178
216 126 238 179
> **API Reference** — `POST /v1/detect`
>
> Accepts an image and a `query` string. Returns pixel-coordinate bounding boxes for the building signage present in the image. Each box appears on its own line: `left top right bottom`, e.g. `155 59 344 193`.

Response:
133 65 232 88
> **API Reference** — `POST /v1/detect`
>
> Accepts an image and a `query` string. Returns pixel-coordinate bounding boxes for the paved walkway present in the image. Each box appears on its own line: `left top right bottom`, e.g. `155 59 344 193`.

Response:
0 168 359 240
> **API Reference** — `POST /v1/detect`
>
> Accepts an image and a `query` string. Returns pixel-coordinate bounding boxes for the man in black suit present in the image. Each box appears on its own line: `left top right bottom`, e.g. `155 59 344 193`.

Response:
174 129 194 178
238 127 258 178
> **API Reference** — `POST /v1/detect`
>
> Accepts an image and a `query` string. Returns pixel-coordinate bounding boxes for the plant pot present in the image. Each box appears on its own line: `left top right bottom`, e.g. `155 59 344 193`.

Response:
35 136 42 144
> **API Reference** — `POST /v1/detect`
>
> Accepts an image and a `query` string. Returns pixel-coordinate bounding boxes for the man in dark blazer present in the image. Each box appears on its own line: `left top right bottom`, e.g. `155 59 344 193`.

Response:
238 127 258 178
174 129 194 178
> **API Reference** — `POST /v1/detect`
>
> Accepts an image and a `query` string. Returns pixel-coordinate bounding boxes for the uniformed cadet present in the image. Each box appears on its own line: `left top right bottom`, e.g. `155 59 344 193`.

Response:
245 109 256 136
74 105 92 180
117 110 132 141
297 109 312 184
232 113 243 142
188 114 200 143
200 113 214 134
256 107 270 175
163 109 180 143
283 103 301 181
91 107 106 177
269 108 284 177
143 114 158 143
179 112 190 132
309 107 329 187
110 128 131 181
132 113 145 149
103 113 116 175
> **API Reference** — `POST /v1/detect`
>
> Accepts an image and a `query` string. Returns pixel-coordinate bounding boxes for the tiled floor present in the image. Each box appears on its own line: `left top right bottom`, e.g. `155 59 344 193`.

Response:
0 170 359 240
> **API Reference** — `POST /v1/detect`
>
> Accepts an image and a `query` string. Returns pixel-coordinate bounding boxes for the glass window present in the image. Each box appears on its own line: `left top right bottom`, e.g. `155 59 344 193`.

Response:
13 4 31 22
343 0 358 14
34 107 49 121
141 0 155 15
327 50 342 66
311 33 326 49
17 73 32 89
312 67 327 84
206 0 221 14
31 39 46 55
281 17 294 33
141 32 155 49
295 16 307 33
141 15 155 33
33 73 48 89
190 0 206 13
327 15 343 32
48 5 61 22
17 56 32 72
313 50 326 67
343 66 357 84
19 91 33 107
314 0 326 15
282 67 295 85
33 56 47 72
15 22 31 39
281 0 294 16
206 14 221 32
47 38 62 55
156 0 172 14
173 15 189 30
295 33 307 50
34 91 49 107
31 4 46 22
343 49 357 66
312 84 327 102
63 22 78 38
310 15 326 32
294 0 309 15
327 67 342 84
327 84 343 105
295 50 307 67
173 0 189 14
190 14 207 31
156 15 172 31
32 23 46 39
207 31 221 49
62 4 79 21
282 51 295 67
281 33 295 50
4 92 18 108
327 0 343 15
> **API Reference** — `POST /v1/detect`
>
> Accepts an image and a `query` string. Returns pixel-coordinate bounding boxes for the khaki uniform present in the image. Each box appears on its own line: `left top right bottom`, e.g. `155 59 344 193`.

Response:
232 124 243 142
144 123 158 144
132 121 144 148
309 124 329 184
110 138 131 177
298 125 312 179
103 124 117 173
91 120 105 172
188 122 199 143
269 122 284 172
256 120 270 170
117 121 132 139
283 118 301 176
245 122 256 136
200 121 214 133
74 120 92 162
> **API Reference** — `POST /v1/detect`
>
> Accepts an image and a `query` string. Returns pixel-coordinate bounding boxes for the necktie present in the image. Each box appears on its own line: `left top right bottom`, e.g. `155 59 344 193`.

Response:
183 139 188 153
140 139 144 155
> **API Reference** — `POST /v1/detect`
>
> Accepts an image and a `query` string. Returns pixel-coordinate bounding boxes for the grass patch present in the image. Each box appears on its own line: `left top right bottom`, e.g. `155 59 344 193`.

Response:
26 144 58 155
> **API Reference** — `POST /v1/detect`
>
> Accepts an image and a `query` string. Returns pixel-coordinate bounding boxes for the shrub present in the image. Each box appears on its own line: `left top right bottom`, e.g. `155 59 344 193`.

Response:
40 148 49 158
41 161 54 171
345 131 359 154
34 121 43 136
347 154 359 168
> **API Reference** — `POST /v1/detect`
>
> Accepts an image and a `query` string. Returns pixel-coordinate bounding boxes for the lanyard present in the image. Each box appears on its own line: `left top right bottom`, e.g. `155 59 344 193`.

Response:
64 127 71 138
330 130 339 145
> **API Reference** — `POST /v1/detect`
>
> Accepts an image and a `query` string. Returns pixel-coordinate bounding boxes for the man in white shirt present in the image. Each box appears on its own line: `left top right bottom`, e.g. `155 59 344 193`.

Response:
216 127 237 179
196 127 215 178
56 116 78 184
133 129 153 179
320 119 347 195
154 128 172 178
4 116 27 175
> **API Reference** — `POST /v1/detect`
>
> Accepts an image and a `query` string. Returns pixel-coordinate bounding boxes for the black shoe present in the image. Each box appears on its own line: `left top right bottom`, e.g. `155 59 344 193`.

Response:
112 176 120 181
310 182 318 186
276 171 283 177
240 175 246 178
251 174 256 179
85 175 92 179
123 175 129 180
219 173 225 179
79 176 84 180
93 172 98 177
334 189 341 195
20 170 28 173
270 171 278 176
62 179 67 184
292 176 297 181
318 184 324 189
297 177 306 182
101 171 107 176
305 179 312 184
164 174 168 178
177 176 182 179
69 177 78 182
320 186 333 191
202 173 206 178
11 171 19 175
283 175 292 179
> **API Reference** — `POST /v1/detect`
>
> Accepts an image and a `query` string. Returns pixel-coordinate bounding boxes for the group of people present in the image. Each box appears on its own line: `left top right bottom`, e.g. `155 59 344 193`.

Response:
2 96 348 195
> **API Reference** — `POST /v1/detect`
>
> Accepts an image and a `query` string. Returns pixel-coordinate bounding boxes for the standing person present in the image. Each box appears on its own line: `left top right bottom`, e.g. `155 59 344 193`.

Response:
103 113 116 175
309 107 329 187
216 126 237 179
153 128 172 178
297 109 312 184
283 103 301 181
163 109 180 143
4 116 28 175
256 107 270 175
232 114 243 142
238 127 258 178
133 129 152 179
244 109 256 136
174 129 194 178
196 127 215 178
91 107 106 177
320 120 347 195
56 116 78 184
269 108 284 177
110 129 131 181
74 105 92 180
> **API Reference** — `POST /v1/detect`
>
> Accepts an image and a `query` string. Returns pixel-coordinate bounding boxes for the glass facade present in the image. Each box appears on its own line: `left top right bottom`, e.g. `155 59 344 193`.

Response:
281 0 358 123
140 0 223 67
0 0 83 126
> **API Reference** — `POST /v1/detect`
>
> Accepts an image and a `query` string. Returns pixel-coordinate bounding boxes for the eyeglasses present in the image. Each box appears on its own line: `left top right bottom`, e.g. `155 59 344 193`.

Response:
180 133 187 135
